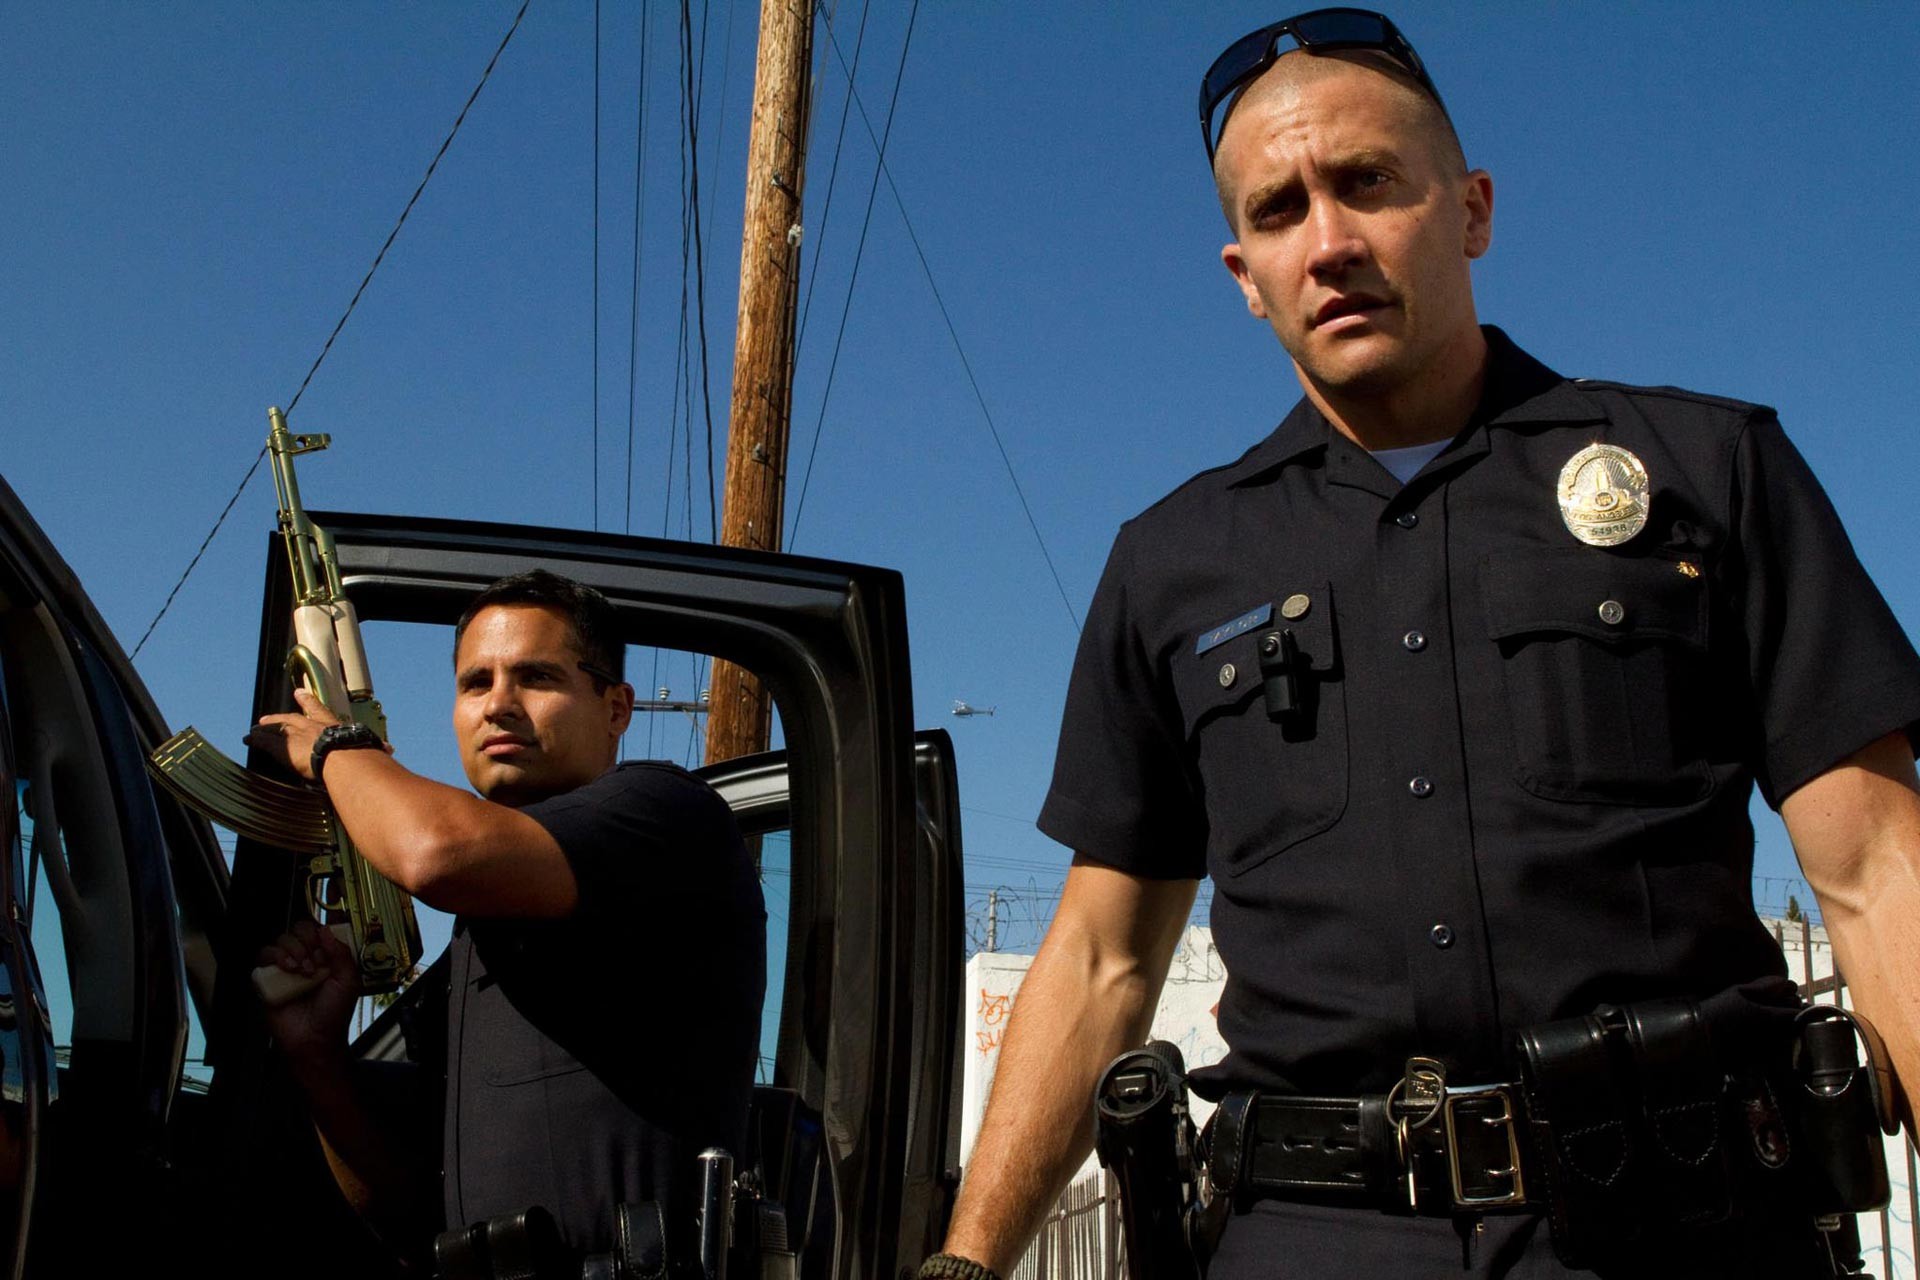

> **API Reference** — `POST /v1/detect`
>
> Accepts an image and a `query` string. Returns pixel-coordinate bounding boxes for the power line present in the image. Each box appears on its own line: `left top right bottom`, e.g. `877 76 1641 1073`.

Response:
592 0 602 530
792 0 874 353
701 0 741 235
129 447 267 660
680 0 720 542
647 29 705 761
961 804 1040 827
283 0 534 423
130 0 533 660
624 0 654 538
787 0 919 546
805 9 1083 633
615 0 655 764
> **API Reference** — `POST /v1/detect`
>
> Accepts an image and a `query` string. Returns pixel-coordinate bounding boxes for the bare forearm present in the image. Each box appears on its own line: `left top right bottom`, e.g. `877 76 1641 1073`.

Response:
1783 731 1920 1132
321 750 487 884
319 750 574 915
285 1051 431 1228
942 925 1168 1271
1815 874 1920 1132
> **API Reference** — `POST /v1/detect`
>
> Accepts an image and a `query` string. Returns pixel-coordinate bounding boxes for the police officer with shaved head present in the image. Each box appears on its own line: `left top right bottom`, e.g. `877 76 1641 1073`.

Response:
922 11 1920 1278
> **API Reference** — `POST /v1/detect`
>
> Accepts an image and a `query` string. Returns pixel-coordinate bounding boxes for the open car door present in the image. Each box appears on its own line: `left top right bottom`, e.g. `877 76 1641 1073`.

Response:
696 730 964 1275
203 512 961 1278
0 476 214 1277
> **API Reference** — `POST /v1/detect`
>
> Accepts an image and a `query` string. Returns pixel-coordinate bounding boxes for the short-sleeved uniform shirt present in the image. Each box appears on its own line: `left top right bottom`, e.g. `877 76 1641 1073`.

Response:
442 760 766 1255
1040 328 1920 1101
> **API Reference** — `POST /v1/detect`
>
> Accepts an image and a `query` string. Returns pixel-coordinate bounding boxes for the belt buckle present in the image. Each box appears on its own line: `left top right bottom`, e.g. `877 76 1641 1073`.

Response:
1441 1083 1527 1209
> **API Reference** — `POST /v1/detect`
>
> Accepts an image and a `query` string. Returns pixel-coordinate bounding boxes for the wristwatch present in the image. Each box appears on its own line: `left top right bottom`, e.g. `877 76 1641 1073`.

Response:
917 1257 1001 1280
310 721 383 780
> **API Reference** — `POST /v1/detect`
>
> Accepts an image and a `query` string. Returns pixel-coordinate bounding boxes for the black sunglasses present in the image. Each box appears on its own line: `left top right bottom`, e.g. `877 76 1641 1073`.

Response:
1199 8 1449 161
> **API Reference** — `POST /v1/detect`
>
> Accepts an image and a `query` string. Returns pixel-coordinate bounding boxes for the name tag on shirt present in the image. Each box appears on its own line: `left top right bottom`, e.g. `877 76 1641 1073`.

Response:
1196 603 1273 655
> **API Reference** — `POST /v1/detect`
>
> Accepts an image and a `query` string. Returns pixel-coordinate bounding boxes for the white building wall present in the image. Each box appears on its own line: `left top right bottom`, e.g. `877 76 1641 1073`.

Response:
960 927 1229 1182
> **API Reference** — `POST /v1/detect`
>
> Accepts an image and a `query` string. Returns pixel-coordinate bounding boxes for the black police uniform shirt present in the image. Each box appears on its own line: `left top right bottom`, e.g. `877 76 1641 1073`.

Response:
441 760 766 1253
1039 327 1920 1099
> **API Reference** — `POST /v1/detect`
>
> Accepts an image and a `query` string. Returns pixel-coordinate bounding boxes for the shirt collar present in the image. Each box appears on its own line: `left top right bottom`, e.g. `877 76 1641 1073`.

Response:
1222 326 1606 490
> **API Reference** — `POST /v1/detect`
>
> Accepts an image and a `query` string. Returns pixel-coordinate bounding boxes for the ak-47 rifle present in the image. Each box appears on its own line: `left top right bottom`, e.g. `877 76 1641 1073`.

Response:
149 407 421 1005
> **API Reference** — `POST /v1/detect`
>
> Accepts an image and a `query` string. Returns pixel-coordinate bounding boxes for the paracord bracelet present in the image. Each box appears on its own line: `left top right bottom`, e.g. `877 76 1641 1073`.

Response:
916 1254 1003 1280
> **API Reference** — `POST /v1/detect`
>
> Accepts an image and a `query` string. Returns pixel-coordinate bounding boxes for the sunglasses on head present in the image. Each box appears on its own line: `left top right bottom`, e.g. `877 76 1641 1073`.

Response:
1199 8 1449 161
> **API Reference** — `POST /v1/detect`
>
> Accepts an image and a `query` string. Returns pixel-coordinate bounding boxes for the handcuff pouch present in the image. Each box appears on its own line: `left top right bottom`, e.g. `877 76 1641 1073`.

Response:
1516 1007 1638 1268
1622 998 1731 1228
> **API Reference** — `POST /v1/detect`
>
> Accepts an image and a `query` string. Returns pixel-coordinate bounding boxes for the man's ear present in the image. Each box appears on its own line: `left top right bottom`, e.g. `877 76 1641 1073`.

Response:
1462 169 1494 260
1221 242 1268 319
608 682 636 738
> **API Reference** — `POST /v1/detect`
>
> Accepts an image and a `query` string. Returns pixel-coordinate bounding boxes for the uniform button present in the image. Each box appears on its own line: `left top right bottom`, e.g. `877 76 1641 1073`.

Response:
1429 923 1455 949
1597 599 1625 625
1403 630 1427 652
1408 776 1433 798
1395 512 1419 529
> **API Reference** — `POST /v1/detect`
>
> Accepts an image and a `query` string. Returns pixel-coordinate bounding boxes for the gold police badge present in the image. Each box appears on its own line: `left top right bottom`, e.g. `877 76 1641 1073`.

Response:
1557 443 1650 546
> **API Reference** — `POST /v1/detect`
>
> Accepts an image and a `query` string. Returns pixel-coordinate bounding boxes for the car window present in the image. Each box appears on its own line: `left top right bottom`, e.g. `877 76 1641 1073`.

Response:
756 827 791 1082
16 783 75 1061
178 884 219 1092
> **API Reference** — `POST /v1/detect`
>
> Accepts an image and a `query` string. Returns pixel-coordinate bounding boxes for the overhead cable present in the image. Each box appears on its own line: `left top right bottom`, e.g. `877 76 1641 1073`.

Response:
792 0 874 352
680 0 720 542
806 8 1083 634
786 0 917 545
130 0 534 660
625 0 654 536
593 0 603 530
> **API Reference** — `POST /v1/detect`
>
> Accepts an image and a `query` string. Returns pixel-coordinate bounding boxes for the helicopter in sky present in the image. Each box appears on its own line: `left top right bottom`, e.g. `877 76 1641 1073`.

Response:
950 700 996 718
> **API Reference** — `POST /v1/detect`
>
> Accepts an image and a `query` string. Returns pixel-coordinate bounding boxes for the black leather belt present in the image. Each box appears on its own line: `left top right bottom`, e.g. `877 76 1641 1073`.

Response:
1207 1071 1534 1216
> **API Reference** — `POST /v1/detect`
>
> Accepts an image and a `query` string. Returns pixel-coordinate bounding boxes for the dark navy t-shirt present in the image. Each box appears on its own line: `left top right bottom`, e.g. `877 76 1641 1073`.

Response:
441 761 766 1254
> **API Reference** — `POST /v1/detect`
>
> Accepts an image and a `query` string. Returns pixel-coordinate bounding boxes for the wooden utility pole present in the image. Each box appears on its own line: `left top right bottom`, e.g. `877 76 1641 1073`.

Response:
706 0 814 766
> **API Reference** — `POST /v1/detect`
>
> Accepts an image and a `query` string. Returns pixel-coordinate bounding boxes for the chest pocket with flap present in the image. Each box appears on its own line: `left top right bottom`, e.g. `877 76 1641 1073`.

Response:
1481 549 1712 805
461 926 591 1087
1171 585 1347 877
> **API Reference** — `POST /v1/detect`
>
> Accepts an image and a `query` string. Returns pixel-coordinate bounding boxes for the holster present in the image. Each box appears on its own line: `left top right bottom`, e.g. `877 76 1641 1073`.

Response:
1094 1042 1209 1280
434 1206 570 1280
434 1202 669 1280
1515 999 1730 1268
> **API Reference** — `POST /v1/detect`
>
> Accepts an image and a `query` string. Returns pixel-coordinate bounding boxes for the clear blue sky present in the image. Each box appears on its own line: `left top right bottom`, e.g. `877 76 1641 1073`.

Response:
6 2 1918 993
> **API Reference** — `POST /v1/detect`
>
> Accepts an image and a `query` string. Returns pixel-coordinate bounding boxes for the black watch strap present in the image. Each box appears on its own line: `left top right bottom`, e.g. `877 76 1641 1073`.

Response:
311 721 382 779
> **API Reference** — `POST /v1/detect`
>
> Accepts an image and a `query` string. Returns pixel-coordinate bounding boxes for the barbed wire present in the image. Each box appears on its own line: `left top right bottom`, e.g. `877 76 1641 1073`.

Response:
961 881 1214 959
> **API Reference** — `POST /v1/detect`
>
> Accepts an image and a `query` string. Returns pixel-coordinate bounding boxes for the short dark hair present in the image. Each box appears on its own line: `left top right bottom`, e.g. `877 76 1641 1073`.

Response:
452 569 624 683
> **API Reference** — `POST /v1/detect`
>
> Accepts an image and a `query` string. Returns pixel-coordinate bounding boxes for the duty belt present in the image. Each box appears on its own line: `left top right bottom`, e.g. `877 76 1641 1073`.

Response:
1206 1057 1531 1216
1193 999 1894 1275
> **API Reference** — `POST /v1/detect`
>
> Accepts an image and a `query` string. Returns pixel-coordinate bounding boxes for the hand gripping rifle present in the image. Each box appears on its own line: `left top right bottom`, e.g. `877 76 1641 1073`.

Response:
148 407 422 1005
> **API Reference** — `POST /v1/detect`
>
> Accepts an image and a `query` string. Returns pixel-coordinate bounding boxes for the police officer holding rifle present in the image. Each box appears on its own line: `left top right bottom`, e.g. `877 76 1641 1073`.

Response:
922 10 1920 1277
248 569 765 1271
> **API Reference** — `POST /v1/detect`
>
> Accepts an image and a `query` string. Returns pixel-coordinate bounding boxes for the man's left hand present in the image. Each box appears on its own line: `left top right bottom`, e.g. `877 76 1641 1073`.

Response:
245 687 345 781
